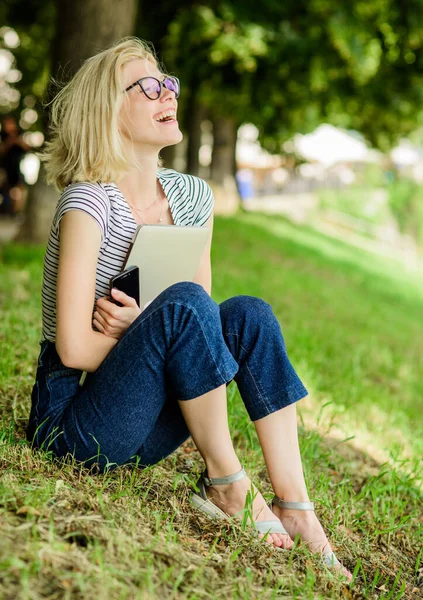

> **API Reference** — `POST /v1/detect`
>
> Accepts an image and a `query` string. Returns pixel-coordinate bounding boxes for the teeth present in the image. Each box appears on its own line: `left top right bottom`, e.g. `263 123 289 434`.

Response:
155 110 176 122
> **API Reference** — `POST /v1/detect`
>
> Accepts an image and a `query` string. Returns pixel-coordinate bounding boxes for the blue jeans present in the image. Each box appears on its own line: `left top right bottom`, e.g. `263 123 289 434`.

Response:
26 282 307 472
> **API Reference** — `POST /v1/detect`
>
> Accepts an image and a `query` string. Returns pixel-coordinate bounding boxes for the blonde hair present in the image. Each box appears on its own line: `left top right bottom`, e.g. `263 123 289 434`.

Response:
41 37 162 191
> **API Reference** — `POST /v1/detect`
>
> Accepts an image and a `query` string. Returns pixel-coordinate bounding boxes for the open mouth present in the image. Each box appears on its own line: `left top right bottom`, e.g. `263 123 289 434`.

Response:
155 110 177 123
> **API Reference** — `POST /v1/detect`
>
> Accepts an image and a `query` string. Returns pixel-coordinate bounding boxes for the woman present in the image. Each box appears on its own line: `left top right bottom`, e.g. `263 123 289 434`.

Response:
26 37 352 580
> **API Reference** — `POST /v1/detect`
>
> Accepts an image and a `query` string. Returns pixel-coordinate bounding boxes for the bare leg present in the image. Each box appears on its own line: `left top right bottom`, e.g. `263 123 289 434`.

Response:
178 384 293 549
254 403 352 579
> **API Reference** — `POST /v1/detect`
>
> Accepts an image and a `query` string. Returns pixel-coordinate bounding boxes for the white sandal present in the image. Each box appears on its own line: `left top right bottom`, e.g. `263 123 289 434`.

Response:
191 467 289 537
272 496 343 568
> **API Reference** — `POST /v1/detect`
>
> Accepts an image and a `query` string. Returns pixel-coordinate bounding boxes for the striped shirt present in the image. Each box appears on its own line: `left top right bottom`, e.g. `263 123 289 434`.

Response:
41 168 214 342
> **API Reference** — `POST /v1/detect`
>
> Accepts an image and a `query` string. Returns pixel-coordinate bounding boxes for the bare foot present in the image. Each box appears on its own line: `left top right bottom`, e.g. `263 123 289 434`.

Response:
272 504 353 581
205 476 294 549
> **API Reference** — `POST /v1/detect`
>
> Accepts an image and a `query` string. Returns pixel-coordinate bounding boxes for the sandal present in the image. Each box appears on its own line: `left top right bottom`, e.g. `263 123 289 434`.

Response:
191 467 289 538
271 496 349 573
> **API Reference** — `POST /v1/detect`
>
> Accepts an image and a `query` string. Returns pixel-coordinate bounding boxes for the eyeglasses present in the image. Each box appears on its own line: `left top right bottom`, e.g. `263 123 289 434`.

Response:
124 76 180 100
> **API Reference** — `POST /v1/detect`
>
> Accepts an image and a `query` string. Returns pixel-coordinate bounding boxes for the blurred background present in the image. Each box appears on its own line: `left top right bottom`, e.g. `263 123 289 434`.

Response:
0 0 422 267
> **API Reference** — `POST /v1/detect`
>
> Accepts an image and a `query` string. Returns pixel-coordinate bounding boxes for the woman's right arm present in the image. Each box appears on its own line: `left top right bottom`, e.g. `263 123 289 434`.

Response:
55 210 118 371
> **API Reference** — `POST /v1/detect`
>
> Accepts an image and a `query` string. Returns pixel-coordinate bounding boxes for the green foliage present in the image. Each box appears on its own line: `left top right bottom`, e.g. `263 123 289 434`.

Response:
2 0 423 149
163 0 423 149
387 177 423 243
0 0 56 127
164 4 271 120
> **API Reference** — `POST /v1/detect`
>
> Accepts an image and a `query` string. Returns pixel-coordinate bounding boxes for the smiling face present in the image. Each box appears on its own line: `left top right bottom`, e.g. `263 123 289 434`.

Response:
118 58 183 152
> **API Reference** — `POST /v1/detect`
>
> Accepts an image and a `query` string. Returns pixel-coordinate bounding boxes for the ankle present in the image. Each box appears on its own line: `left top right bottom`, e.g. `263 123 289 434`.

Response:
273 487 310 504
278 507 316 522
204 458 243 480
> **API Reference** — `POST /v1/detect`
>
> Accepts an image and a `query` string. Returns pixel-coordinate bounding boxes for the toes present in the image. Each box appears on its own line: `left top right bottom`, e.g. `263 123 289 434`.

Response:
268 533 282 547
333 564 353 582
277 533 294 549
342 567 353 582
259 532 283 547
262 532 293 549
261 533 278 546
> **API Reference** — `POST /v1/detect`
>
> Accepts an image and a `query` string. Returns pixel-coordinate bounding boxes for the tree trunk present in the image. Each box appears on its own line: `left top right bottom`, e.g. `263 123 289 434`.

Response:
209 116 239 215
51 0 138 85
16 0 138 243
211 116 237 183
15 163 58 243
186 95 207 176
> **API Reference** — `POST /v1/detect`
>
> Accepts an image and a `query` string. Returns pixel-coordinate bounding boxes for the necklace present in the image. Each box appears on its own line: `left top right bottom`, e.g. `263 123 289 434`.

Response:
127 182 165 224
129 194 165 224
127 194 158 213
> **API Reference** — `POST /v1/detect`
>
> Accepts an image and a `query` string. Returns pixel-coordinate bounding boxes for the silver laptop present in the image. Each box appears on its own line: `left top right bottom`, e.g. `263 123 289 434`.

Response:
124 224 210 307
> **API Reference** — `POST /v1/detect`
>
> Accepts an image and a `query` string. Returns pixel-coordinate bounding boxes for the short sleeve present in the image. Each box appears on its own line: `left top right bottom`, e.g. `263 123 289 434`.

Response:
53 182 110 242
188 176 214 226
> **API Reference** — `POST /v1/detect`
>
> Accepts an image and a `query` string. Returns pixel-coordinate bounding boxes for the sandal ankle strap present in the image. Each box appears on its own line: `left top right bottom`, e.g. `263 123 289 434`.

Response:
272 497 315 511
202 467 247 487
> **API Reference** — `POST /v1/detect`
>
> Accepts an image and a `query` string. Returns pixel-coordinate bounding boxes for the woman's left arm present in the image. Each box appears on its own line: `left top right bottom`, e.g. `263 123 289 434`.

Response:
193 213 214 296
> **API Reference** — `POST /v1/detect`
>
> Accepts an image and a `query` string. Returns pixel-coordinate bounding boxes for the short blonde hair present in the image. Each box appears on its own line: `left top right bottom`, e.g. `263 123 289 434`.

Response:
41 37 161 191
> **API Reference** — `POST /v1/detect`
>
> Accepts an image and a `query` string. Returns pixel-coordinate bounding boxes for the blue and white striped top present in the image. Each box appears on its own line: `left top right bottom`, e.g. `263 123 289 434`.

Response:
41 168 214 342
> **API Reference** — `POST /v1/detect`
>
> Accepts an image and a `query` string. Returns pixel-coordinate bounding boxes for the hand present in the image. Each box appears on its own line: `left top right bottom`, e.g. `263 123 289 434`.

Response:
93 289 141 339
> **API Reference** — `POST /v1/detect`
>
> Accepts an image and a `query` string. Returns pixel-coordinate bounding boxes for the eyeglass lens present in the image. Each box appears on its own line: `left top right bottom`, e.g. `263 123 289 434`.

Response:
163 76 179 97
140 76 180 99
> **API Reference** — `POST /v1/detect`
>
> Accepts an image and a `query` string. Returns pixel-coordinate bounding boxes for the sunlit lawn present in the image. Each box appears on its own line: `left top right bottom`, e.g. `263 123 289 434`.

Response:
213 213 423 462
0 213 421 599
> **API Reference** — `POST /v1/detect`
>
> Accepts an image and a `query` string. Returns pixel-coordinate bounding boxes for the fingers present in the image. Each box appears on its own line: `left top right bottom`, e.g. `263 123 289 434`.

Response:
95 294 137 323
96 297 121 324
110 288 138 307
94 309 118 329
93 311 105 331
94 294 141 339
93 312 119 338
96 295 118 312
93 316 104 333
93 306 120 337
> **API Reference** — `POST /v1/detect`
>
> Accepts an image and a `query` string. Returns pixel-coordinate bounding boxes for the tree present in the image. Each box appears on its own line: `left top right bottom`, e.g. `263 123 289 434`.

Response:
164 4 271 208
0 0 56 125
15 0 138 242
253 1 423 152
4 0 423 232
163 1 423 190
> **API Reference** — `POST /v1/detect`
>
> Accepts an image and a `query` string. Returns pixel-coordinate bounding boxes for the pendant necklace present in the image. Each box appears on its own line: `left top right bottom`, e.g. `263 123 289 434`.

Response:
127 182 165 224
128 194 164 224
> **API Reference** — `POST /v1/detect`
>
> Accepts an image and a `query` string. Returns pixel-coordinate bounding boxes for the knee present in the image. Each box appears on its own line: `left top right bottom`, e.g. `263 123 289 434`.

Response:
221 295 273 318
220 295 277 329
157 281 217 313
164 281 209 302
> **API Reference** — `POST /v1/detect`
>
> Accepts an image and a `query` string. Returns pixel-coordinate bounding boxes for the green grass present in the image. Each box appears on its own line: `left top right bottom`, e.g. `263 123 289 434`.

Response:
318 187 391 225
0 213 422 599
